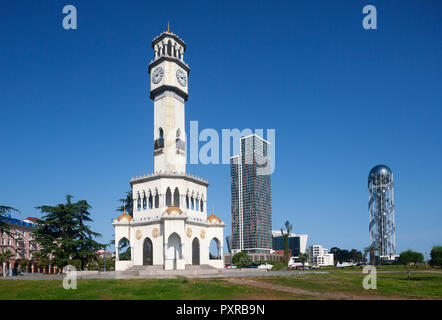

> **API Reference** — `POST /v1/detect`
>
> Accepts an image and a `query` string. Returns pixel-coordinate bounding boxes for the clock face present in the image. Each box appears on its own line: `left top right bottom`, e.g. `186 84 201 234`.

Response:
176 69 187 87
152 67 163 84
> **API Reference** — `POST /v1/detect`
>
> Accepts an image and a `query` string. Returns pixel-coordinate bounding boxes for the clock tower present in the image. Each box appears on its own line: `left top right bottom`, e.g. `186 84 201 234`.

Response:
113 28 225 272
149 29 190 174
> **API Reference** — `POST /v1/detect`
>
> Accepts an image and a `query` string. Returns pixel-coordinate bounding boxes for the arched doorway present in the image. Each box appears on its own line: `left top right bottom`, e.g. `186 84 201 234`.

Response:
192 237 200 265
118 237 131 261
167 233 182 269
209 237 221 260
143 237 153 266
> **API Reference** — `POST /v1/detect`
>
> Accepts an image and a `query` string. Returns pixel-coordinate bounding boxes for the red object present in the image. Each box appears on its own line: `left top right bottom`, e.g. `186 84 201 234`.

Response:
26 217 38 221
274 249 292 257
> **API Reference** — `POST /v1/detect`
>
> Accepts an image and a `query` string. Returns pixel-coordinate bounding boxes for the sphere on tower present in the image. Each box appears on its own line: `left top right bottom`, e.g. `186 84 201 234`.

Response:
368 164 396 259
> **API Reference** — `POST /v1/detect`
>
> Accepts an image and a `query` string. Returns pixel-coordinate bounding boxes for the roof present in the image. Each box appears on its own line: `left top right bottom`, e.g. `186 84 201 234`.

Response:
165 206 183 215
117 212 133 222
0 216 36 228
369 164 392 178
207 210 221 223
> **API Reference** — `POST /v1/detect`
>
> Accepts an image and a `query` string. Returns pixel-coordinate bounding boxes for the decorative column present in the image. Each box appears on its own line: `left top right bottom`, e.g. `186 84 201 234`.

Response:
181 242 185 260
115 239 119 261
181 194 186 208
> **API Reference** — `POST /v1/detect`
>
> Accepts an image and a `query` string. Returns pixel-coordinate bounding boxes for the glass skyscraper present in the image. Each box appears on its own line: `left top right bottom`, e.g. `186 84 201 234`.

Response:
230 134 272 254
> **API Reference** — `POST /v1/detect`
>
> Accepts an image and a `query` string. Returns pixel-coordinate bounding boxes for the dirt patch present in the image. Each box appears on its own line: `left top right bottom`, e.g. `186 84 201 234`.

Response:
222 277 411 300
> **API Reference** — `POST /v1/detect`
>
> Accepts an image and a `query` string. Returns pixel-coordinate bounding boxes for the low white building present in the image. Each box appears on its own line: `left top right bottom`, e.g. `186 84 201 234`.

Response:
308 245 334 266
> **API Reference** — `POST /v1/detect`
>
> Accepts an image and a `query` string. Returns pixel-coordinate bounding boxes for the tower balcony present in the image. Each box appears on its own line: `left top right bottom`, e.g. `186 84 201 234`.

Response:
154 137 164 152
176 138 185 152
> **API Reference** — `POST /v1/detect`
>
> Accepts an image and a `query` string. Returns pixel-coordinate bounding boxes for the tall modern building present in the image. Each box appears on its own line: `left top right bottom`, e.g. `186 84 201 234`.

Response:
368 164 396 259
230 134 272 254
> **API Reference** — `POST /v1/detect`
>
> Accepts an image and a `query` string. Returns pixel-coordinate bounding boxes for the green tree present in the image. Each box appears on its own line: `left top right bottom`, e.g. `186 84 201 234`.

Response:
117 190 133 216
33 195 103 271
399 249 424 280
430 246 442 269
232 252 252 268
0 250 13 277
349 249 363 263
280 221 292 266
399 250 424 266
0 205 20 235
74 200 103 270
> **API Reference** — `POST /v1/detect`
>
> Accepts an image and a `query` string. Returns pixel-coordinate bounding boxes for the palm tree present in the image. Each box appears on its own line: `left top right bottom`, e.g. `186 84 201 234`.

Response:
117 190 133 216
298 253 309 267
0 250 13 277
19 258 30 273
364 245 380 266
0 205 20 235
280 221 293 266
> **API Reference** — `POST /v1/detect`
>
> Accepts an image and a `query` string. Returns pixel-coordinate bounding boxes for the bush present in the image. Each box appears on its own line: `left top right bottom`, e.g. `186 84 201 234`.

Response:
232 252 252 268
430 246 442 268
268 261 286 271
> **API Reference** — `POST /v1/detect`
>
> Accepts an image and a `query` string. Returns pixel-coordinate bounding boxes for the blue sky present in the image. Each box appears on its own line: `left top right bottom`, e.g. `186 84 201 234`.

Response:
0 0 441 256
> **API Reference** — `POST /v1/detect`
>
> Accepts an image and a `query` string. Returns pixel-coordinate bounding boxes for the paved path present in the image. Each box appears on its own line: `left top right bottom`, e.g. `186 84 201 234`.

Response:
222 278 411 300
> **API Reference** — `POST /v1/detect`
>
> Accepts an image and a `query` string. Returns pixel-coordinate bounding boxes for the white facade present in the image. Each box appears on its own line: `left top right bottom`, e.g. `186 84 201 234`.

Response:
271 231 308 254
308 245 334 267
113 29 225 271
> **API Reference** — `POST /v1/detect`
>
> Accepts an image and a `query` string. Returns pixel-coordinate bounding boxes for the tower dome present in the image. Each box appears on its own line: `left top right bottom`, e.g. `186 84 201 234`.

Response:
369 164 392 179
117 211 132 222
207 209 221 223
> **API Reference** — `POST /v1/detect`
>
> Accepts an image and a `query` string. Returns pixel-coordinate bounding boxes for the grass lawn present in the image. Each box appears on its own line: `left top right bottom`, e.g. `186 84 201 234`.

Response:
262 271 442 299
0 278 293 300
1 271 441 300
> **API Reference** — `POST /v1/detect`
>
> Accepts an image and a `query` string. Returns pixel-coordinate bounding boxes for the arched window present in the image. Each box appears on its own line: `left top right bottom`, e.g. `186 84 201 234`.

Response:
200 200 204 212
137 198 141 211
173 187 180 207
155 128 164 150
176 128 185 151
196 199 199 211
143 194 147 210
186 194 189 209
166 187 172 207
154 192 159 208
167 40 172 56
148 194 153 209
191 196 194 210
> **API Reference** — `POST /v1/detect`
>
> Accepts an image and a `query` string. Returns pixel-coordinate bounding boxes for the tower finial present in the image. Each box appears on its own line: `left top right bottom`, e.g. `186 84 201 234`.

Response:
168 21 170 32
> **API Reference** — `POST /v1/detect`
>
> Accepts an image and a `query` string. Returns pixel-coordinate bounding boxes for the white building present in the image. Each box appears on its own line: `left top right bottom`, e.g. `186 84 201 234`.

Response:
308 245 334 267
113 28 225 271
271 231 308 255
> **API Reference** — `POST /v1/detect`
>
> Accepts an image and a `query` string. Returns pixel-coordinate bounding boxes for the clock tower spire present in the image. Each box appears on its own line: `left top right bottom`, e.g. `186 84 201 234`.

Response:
149 30 189 174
